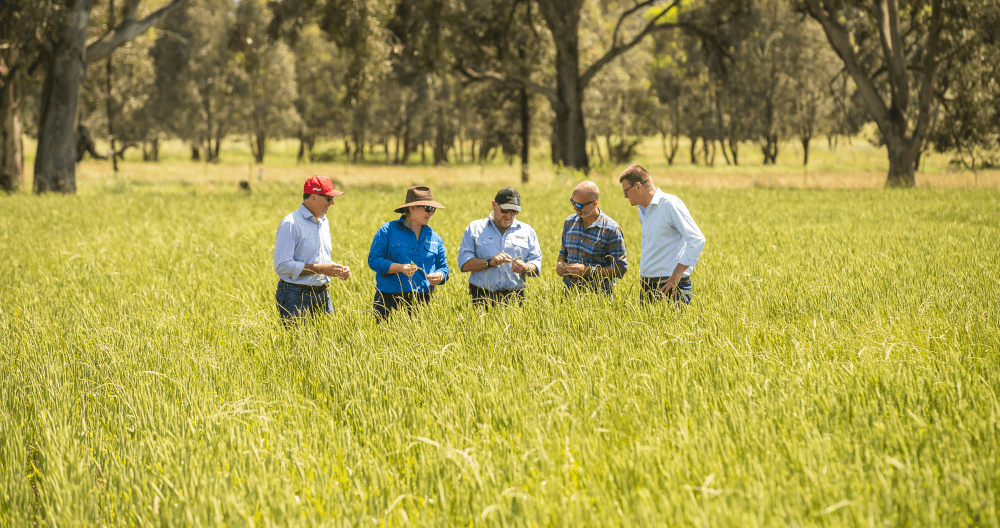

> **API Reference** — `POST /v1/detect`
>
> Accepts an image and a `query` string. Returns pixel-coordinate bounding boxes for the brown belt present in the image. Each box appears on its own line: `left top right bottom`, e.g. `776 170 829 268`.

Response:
282 281 328 292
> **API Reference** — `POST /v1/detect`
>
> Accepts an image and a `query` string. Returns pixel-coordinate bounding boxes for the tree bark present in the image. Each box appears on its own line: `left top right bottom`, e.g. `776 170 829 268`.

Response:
31 0 186 193
0 67 23 193
34 0 93 194
520 86 530 183
805 0 941 188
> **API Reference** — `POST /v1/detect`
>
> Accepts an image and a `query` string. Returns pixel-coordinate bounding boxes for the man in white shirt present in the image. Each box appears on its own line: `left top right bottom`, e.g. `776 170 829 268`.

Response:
273 175 351 322
619 165 706 304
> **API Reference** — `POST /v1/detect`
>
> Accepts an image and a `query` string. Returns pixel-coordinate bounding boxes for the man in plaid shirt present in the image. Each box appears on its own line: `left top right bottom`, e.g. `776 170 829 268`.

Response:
556 181 628 294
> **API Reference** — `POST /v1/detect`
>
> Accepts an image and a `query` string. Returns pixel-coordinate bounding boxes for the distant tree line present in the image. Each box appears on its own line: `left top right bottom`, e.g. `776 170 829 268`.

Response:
1 0 997 194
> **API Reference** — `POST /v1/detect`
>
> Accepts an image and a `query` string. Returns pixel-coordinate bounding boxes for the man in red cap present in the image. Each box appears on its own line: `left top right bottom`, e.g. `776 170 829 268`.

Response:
273 175 351 322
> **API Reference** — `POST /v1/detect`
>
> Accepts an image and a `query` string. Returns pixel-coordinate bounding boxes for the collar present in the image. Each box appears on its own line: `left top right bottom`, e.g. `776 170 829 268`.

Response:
297 203 323 223
576 209 606 229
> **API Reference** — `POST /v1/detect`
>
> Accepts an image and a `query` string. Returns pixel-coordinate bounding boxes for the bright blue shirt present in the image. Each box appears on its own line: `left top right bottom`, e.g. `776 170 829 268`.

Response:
274 204 332 287
368 217 449 294
558 210 628 292
457 214 542 292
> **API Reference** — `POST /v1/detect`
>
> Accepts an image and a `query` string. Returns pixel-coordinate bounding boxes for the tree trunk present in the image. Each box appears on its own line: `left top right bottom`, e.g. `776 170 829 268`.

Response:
802 135 811 166
252 132 265 163
433 107 448 165
542 5 589 173
689 136 698 164
885 137 918 187
520 86 530 184
0 68 23 193
34 0 93 194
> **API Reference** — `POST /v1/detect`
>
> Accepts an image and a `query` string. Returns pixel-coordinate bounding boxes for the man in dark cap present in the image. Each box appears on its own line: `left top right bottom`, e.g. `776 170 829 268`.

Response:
457 187 542 308
273 175 351 322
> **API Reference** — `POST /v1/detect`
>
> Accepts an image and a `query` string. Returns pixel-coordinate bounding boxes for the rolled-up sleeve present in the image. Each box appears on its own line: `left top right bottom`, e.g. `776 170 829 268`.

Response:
367 224 393 275
673 202 706 267
457 224 477 270
274 218 304 279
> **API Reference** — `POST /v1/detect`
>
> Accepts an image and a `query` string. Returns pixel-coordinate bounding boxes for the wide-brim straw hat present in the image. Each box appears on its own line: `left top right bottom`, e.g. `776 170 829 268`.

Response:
394 186 446 214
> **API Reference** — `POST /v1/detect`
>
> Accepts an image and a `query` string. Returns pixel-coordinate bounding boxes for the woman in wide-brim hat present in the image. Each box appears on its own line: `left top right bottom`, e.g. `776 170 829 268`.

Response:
367 186 450 322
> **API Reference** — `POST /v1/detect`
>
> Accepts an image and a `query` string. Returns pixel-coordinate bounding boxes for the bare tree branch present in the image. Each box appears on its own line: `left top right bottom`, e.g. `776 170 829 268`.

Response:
581 0 682 87
86 0 186 63
456 62 558 105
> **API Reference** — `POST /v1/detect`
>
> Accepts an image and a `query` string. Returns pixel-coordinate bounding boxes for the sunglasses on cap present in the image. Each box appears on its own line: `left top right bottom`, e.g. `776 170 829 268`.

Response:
570 198 596 209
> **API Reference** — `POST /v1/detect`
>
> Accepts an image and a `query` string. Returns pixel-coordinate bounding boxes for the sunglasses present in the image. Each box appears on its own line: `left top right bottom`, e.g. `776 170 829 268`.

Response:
423 206 436 213
622 179 648 197
570 198 596 210
499 208 519 216
322 195 334 203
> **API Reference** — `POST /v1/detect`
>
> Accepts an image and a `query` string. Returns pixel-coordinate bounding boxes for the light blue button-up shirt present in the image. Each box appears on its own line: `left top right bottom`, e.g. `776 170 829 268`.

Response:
638 189 706 278
274 204 332 287
458 214 542 291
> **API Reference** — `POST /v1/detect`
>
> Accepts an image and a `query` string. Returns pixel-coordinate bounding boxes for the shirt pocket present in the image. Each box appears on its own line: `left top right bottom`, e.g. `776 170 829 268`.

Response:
424 240 441 264
508 236 530 258
476 237 496 258
390 240 413 263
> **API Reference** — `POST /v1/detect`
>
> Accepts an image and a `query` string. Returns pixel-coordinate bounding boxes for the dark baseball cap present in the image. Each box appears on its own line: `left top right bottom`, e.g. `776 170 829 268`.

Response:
494 187 521 212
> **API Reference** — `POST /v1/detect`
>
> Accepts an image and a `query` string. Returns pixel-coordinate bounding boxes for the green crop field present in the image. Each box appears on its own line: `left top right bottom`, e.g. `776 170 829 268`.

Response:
2 154 999 526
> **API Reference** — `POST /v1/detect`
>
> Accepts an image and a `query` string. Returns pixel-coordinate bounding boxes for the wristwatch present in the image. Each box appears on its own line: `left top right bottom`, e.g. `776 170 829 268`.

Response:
486 256 495 268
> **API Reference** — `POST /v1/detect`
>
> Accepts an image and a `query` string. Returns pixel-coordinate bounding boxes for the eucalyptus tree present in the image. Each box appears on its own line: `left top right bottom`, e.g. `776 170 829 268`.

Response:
0 1 61 192
461 0 736 173
929 0 1000 174
802 0 953 187
230 0 301 163
150 0 240 162
268 0 393 162
29 0 185 193
80 4 160 167
291 25 346 162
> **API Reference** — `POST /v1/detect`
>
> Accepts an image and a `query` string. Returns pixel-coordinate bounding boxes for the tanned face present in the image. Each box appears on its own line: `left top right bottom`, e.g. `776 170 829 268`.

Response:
492 201 517 230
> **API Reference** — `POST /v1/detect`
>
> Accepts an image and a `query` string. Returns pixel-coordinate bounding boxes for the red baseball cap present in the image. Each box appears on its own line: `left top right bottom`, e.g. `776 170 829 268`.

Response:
304 175 344 197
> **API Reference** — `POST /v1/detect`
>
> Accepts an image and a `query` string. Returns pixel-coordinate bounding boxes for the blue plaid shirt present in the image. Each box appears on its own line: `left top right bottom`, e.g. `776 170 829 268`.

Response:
558 210 628 292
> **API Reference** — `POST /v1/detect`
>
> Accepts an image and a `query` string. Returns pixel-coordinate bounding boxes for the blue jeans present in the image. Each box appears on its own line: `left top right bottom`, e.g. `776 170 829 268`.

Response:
276 280 333 321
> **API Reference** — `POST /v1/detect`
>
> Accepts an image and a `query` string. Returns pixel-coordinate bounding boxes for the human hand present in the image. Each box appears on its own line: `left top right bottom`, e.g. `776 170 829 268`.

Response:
556 261 567 277
336 265 351 280
511 257 529 274
400 263 418 277
565 263 587 277
427 272 444 285
316 263 346 278
492 253 512 266
658 276 678 295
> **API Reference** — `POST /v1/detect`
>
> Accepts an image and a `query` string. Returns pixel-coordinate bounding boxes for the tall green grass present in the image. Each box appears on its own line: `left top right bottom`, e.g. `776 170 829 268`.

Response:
1 181 998 526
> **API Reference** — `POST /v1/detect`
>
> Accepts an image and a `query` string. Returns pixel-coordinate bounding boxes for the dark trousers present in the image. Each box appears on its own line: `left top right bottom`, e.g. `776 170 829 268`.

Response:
373 290 432 322
276 280 332 322
469 284 524 310
640 276 693 305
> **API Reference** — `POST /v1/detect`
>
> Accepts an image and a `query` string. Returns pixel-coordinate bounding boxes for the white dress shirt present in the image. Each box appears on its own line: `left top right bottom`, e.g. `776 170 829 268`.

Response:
638 189 706 278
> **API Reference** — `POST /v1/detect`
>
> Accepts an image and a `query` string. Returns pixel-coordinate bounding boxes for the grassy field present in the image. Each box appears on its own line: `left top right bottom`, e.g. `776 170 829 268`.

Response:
2 153 999 526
